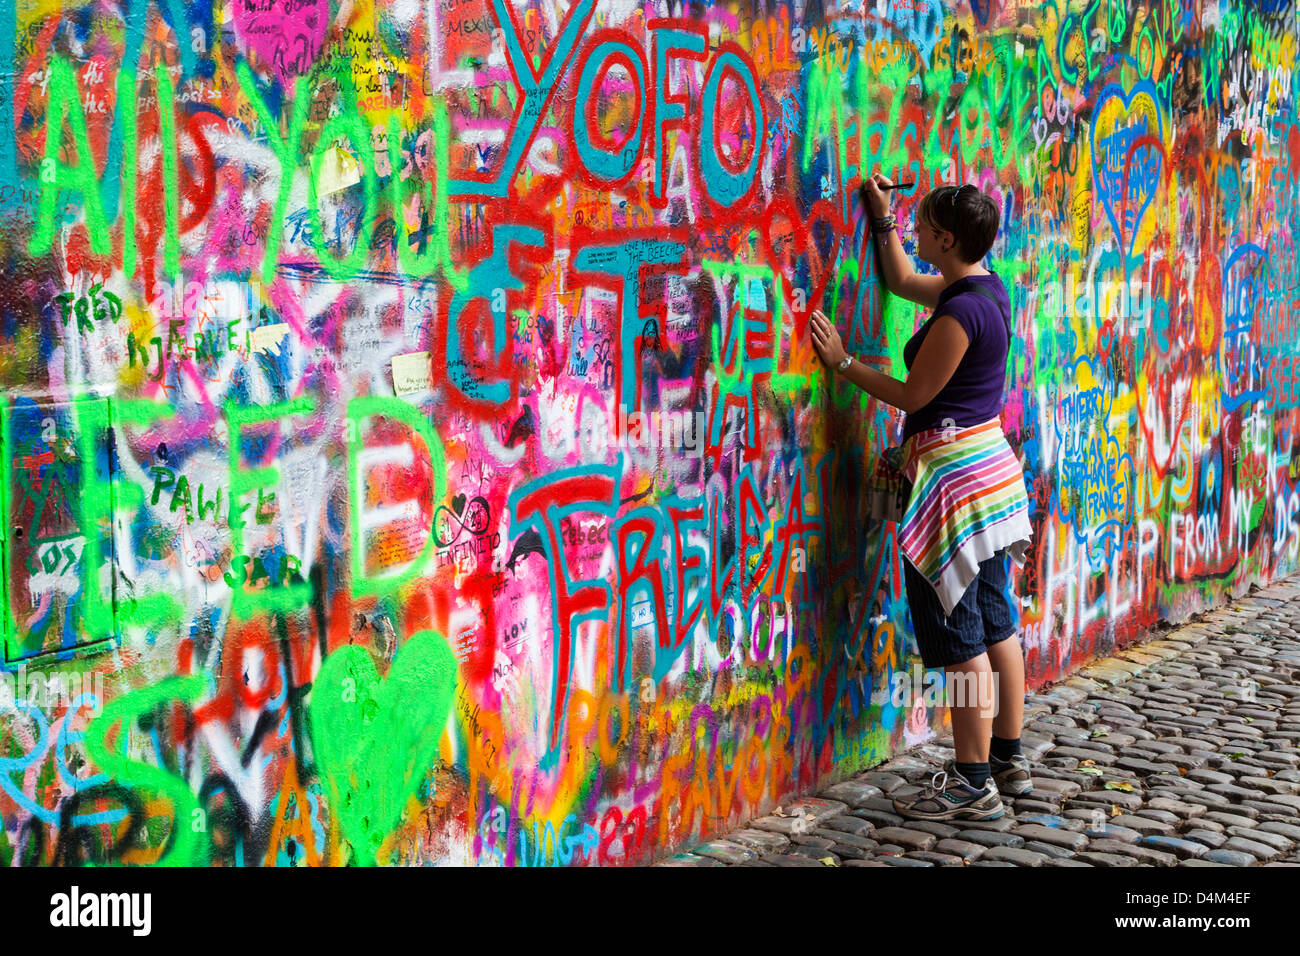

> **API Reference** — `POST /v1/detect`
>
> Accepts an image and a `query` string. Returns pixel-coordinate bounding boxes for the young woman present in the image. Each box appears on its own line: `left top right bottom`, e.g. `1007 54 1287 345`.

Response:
809 174 1035 821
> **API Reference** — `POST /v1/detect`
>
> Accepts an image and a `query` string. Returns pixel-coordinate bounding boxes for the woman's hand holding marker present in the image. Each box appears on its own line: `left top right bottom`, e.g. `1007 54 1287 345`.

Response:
859 173 895 219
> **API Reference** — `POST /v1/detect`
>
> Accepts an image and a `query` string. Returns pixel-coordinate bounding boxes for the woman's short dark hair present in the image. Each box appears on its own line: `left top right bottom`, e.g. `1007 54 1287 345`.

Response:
918 184 1000 263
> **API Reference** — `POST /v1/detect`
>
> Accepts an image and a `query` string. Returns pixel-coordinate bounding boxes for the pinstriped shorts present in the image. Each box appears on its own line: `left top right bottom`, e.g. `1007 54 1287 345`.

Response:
902 547 1017 668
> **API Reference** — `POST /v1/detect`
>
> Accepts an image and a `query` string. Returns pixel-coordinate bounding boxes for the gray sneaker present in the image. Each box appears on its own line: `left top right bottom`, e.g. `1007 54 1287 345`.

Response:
891 761 1005 821
990 753 1033 795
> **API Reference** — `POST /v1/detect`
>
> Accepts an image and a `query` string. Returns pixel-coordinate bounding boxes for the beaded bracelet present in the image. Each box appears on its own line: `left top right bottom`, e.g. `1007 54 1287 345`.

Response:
871 216 896 233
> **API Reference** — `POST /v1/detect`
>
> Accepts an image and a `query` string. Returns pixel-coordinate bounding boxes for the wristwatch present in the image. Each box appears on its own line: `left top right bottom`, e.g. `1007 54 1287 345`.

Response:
837 355 853 372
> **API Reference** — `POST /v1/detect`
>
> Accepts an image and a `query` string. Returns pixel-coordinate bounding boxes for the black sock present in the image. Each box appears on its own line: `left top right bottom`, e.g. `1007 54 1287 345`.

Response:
955 761 990 788
990 735 1022 762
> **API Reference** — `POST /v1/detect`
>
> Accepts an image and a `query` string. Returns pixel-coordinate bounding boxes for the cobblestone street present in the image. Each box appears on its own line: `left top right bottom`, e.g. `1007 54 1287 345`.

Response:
659 575 1300 868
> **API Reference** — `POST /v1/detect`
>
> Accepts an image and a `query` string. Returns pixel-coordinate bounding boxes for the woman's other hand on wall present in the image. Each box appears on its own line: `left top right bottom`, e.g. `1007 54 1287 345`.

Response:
810 310 848 369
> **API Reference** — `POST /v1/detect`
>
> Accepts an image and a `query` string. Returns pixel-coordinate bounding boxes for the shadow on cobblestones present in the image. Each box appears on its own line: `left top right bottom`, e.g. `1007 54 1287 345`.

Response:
660 576 1300 868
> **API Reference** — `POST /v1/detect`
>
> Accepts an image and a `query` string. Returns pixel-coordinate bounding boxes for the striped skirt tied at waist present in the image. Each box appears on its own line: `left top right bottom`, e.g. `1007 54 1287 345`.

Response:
898 417 1034 618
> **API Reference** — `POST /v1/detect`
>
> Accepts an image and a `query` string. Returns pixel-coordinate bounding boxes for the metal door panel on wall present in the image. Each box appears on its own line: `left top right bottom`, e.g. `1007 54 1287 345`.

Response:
2 396 118 667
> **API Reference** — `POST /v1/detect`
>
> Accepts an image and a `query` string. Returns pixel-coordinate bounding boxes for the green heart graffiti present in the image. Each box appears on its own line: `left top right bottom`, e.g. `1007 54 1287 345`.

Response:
309 630 457 865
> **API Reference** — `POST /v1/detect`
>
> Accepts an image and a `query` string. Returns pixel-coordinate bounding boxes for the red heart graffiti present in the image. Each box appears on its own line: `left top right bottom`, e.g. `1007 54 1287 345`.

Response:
760 196 851 335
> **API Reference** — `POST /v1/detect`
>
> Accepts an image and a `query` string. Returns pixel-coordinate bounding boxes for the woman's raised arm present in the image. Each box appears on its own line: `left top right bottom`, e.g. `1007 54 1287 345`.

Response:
861 175 945 308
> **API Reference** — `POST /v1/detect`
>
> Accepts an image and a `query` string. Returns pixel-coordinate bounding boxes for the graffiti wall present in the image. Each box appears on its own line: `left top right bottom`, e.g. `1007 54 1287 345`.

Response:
0 0 1296 866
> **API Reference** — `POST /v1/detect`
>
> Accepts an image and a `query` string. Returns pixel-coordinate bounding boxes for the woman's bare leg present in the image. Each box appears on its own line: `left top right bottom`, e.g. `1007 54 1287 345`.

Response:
945 652 995 763
986 634 1025 740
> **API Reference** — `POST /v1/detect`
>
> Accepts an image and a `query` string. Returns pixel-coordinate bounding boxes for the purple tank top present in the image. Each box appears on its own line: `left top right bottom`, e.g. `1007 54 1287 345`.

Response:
901 272 1011 442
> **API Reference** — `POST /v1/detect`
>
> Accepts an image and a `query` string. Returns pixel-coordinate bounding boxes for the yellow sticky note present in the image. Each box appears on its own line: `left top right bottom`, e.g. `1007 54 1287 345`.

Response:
392 351 432 395
251 322 289 353
315 144 362 197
